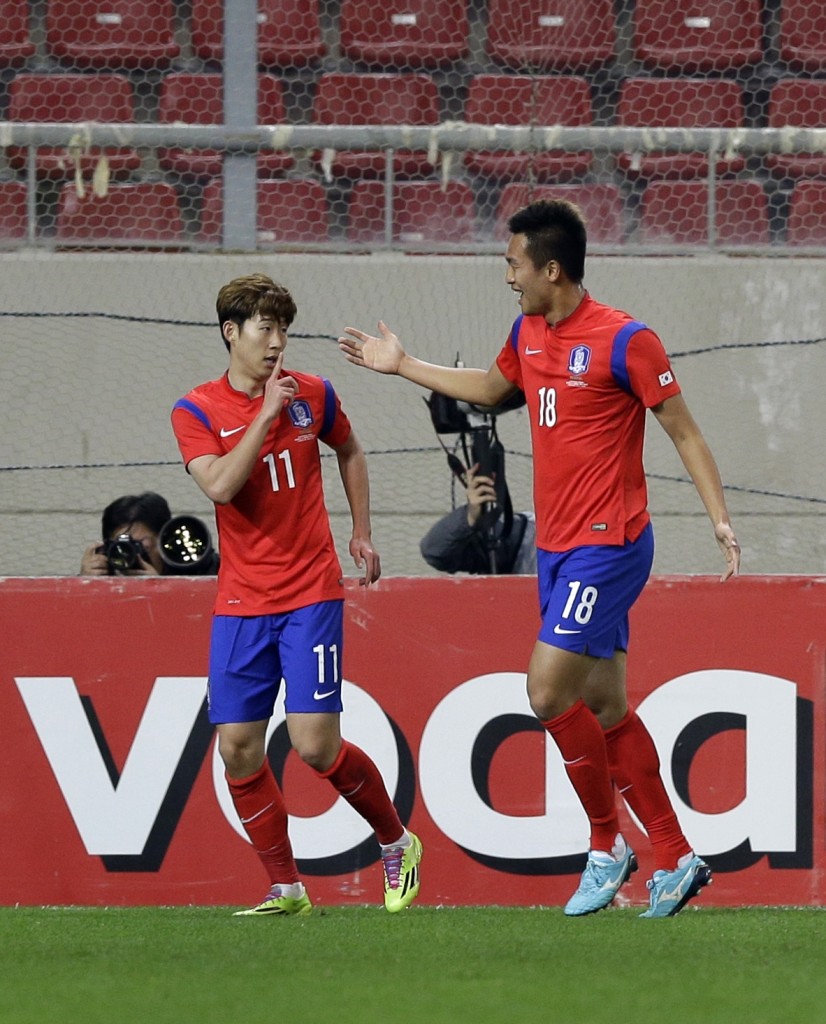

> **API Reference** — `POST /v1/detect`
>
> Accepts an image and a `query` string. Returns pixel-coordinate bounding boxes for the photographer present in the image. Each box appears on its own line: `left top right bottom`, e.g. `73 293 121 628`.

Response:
421 463 536 575
419 386 536 575
80 491 217 576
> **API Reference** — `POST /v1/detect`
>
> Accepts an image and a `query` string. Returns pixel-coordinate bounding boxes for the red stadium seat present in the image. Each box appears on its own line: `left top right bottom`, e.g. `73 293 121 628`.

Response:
632 0 763 72
6 73 142 180
494 184 624 245
190 0 324 66
766 80 826 180
45 1 179 69
0 182 29 242
463 75 593 184
616 78 747 181
786 182 826 246
157 73 294 179
56 182 184 246
486 0 616 72
779 1 826 72
312 73 440 180
197 179 330 245
639 181 770 246
339 0 468 67
346 181 476 245
0 2 36 65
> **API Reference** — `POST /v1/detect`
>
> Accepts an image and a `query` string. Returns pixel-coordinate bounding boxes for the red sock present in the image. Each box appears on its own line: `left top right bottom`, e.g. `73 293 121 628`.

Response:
605 708 691 871
317 740 404 846
542 699 619 853
226 762 300 885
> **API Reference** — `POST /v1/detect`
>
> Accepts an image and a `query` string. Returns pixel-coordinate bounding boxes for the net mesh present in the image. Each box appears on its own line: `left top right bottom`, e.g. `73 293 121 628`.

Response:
1 2 825 577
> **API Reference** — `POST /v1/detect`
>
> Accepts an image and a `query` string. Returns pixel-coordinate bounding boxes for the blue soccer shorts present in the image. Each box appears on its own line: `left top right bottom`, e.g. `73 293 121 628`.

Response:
536 522 654 658
207 599 344 724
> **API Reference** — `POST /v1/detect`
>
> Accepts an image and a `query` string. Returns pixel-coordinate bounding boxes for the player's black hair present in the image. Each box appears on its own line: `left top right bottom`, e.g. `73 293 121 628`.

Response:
507 199 587 284
101 492 172 540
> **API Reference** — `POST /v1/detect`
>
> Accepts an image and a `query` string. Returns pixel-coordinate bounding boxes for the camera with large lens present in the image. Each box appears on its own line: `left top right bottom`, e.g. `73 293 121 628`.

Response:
158 515 219 575
101 533 149 574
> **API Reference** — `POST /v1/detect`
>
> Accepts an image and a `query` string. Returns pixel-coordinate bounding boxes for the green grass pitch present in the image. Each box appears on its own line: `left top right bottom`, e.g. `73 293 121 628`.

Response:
2 905 823 1024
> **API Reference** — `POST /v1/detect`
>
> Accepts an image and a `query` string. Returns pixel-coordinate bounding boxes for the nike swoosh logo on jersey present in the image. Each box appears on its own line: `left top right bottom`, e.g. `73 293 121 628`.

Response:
553 624 582 634
314 689 336 701
220 425 246 437
525 347 543 355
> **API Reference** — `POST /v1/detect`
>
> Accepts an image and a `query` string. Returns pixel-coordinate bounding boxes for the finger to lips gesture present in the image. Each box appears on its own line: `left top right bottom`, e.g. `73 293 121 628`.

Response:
264 350 298 415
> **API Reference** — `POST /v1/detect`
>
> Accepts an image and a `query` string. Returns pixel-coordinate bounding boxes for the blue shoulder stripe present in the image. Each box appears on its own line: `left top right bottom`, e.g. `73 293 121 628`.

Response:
509 314 524 353
173 397 212 431
610 320 647 394
320 379 337 438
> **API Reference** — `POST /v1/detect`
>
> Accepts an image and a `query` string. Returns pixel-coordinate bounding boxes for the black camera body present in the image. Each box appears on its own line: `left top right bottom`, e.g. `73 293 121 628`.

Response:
100 533 149 574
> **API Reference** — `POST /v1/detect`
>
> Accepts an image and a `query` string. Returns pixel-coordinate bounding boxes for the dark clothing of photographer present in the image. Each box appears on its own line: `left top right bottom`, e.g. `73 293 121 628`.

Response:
421 505 536 574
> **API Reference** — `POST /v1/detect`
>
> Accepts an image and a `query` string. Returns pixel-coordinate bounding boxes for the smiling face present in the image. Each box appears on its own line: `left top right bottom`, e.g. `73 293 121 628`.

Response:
505 233 556 318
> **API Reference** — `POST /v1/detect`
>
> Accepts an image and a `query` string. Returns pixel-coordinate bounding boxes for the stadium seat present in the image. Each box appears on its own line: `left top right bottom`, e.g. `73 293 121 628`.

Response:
45 0 180 69
56 182 185 245
632 0 763 72
156 73 294 180
0 182 29 242
190 0 325 66
312 73 440 180
786 181 826 245
766 80 826 180
638 181 770 246
463 75 593 184
485 0 616 72
494 184 624 245
616 78 747 181
6 73 142 181
0 2 36 65
197 179 330 245
779 2 826 72
339 0 468 67
346 181 476 245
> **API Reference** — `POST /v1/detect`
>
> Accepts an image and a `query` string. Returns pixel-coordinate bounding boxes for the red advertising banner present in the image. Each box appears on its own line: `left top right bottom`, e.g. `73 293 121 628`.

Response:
0 575 824 909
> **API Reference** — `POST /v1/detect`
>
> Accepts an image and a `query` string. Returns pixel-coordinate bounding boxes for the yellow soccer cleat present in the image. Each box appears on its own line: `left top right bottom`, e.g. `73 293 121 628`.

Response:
382 831 422 913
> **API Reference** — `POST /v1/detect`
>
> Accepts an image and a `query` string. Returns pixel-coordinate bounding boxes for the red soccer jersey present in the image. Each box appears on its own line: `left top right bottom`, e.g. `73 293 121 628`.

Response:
496 293 681 552
171 370 351 615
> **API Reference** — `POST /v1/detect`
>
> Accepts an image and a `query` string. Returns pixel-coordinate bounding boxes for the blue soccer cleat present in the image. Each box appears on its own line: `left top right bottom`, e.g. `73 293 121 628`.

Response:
640 855 712 918
564 840 637 916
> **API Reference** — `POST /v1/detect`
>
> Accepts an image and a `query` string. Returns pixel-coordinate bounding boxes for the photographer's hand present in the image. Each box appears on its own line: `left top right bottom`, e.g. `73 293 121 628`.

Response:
80 543 109 576
124 553 161 577
466 465 497 527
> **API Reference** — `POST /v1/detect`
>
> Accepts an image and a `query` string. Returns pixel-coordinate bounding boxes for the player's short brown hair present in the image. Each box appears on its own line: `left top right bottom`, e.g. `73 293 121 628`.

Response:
216 273 297 350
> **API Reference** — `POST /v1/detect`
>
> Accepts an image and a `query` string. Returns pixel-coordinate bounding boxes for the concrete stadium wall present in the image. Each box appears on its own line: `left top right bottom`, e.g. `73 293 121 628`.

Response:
1 251 824 577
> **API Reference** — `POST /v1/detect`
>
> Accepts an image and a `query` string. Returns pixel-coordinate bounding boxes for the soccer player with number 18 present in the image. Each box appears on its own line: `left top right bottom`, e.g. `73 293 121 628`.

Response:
340 199 740 918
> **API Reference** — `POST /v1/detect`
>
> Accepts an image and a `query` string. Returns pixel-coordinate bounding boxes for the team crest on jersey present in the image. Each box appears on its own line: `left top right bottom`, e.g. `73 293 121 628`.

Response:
288 400 314 428
568 345 591 375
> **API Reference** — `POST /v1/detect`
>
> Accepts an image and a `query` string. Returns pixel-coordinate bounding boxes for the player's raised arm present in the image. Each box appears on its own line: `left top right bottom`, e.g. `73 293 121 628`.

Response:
339 320 515 408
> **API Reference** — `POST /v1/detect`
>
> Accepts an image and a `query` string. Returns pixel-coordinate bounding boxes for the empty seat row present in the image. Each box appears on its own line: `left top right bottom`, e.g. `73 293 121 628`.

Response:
8 71 826 184
2 178 825 248
4 1 826 72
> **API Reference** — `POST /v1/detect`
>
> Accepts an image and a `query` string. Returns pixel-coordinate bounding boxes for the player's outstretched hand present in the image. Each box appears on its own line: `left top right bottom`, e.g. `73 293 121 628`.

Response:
714 523 741 582
350 536 381 586
339 321 405 375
